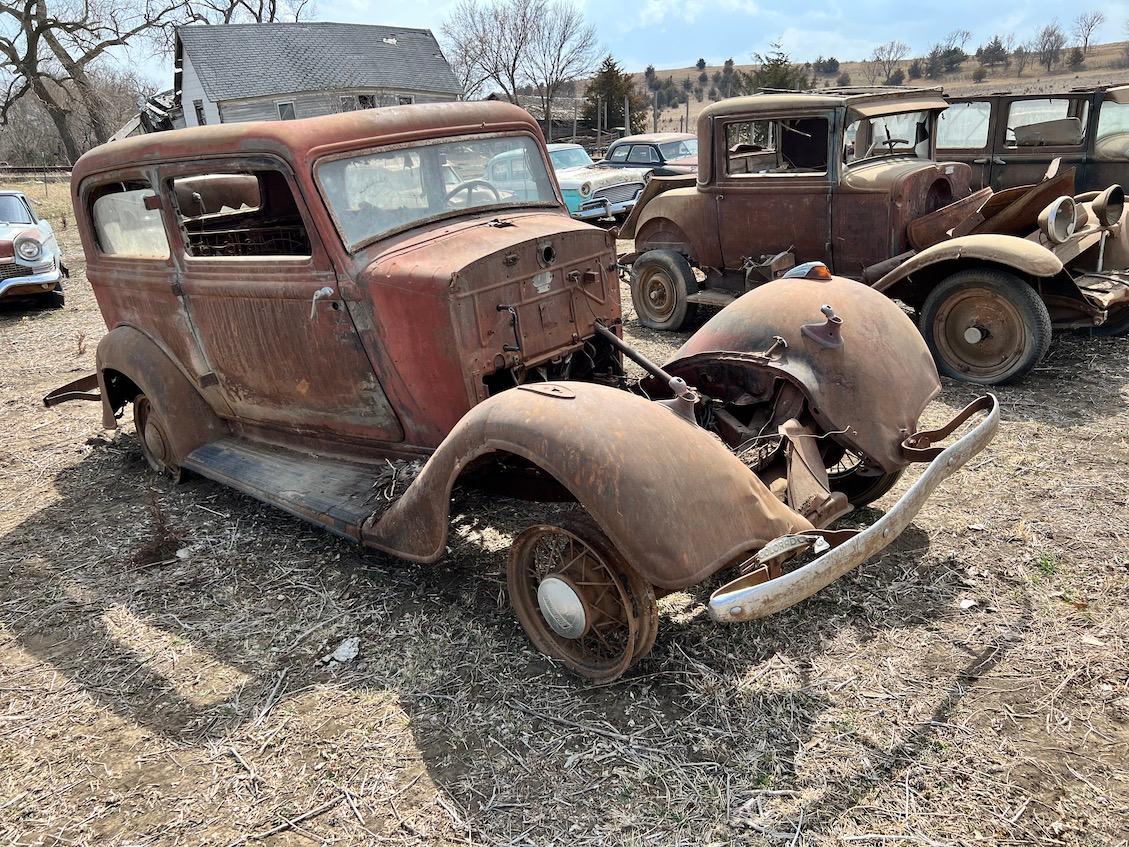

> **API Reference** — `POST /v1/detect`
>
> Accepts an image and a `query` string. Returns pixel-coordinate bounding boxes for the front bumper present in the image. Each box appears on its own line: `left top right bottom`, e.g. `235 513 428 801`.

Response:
562 188 642 221
709 394 1000 622
0 262 62 299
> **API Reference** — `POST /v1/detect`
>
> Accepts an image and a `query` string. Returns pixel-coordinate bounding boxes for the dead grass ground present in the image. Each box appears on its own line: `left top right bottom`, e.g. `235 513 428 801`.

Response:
1 180 1127 845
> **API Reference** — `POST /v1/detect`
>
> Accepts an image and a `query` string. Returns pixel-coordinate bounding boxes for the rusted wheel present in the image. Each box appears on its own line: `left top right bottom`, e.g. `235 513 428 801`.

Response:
508 513 657 682
134 393 182 481
919 269 1051 385
630 250 698 331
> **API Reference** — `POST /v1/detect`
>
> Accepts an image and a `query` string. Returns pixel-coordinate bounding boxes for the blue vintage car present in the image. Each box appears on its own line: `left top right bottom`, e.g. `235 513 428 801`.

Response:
0 190 65 307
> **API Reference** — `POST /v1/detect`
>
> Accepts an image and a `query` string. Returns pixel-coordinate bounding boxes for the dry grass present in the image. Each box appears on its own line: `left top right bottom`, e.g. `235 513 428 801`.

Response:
1 183 1127 845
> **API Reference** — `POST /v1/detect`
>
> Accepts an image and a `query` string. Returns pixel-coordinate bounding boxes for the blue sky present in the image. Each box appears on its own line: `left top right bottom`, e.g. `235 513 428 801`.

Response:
128 0 1129 86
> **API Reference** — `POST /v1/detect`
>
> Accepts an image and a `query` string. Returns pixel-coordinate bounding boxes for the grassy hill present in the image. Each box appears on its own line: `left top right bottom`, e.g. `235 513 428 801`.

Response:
633 39 1129 133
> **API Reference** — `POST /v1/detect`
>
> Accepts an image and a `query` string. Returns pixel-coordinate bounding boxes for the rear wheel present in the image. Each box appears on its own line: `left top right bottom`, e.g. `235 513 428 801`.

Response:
919 268 1051 385
630 250 698 331
508 513 657 682
826 448 903 508
134 393 182 481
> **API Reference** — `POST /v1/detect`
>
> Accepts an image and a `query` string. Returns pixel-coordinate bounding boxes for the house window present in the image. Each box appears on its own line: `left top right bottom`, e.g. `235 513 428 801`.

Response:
398 95 414 105
90 181 170 259
358 95 376 109
194 99 207 126
339 95 358 112
277 101 296 121
169 170 311 258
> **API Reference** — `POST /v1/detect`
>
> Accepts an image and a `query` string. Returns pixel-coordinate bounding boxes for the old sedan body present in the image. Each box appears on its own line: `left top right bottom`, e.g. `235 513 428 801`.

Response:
46 101 997 681
603 133 698 175
548 143 650 221
622 88 1129 383
0 190 65 307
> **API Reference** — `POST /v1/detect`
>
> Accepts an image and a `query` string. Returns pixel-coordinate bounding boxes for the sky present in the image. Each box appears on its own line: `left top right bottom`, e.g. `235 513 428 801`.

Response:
124 0 1129 88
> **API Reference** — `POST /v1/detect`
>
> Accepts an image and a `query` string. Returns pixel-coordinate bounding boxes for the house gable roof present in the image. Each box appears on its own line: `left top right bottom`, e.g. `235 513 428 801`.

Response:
176 22 462 103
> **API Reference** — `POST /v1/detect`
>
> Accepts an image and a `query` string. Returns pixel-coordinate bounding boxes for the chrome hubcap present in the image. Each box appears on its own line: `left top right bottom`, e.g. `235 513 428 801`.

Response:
536 575 588 639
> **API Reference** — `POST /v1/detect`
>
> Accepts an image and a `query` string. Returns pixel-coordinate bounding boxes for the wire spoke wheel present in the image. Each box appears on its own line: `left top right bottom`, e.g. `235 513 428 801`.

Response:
507 514 656 681
822 443 904 508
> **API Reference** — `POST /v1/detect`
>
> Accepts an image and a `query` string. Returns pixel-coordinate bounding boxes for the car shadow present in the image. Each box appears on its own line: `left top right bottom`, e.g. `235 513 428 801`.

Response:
1 435 1029 841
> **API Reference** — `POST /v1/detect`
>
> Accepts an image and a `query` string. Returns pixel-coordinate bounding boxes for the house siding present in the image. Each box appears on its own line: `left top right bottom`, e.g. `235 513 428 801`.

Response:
218 89 455 124
181 53 221 127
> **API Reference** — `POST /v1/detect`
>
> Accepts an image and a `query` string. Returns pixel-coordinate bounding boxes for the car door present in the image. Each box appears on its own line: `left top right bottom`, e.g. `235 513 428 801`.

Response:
990 95 1090 190
714 114 833 270
1089 91 1129 193
936 99 997 189
160 156 403 444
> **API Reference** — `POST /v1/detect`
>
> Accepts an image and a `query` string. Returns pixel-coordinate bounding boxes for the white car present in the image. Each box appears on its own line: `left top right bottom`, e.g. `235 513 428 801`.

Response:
548 143 651 221
0 190 65 307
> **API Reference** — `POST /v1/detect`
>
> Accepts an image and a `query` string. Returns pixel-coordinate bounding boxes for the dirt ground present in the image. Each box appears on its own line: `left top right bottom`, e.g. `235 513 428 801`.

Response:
2 181 1127 846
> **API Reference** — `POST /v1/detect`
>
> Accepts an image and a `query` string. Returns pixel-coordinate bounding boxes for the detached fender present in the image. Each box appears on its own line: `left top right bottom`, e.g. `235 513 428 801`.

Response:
363 382 812 590
873 234 1064 299
96 325 225 464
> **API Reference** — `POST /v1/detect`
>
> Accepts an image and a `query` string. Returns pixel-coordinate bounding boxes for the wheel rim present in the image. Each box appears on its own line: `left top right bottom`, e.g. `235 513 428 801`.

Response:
509 524 637 681
135 396 174 475
637 268 677 323
932 287 1031 380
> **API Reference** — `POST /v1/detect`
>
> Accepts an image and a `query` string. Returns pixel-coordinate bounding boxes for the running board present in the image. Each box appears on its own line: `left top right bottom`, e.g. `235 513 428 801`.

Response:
182 438 386 541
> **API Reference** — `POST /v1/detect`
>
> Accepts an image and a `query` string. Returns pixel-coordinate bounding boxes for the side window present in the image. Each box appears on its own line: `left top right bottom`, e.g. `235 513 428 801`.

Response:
358 94 376 109
1006 98 1087 147
726 117 828 175
607 145 629 163
627 145 656 164
1096 100 1129 160
90 181 170 259
490 161 509 181
169 170 311 258
937 101 992 149
277 101 296 121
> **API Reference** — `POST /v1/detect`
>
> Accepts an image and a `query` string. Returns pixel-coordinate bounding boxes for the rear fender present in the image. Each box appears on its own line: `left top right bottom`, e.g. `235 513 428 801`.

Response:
619 174 696 240
96 325 226 464
874 234 1063 305
362 381 812 590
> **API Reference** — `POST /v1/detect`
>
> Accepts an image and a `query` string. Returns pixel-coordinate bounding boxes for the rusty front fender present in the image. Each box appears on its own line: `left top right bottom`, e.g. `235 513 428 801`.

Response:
362 381 813 590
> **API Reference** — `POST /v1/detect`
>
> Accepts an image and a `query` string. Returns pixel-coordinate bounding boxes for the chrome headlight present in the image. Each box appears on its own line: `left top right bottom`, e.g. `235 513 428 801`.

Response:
15 236 43 262
1038 196 1076 244
579 182 592 197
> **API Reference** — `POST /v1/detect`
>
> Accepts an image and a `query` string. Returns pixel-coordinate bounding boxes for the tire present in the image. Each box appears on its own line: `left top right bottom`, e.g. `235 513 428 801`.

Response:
630 250 698 331
507 512 657 682
918 268 1052 385
823 445 903 508
47 286 65 309
134 393 183 481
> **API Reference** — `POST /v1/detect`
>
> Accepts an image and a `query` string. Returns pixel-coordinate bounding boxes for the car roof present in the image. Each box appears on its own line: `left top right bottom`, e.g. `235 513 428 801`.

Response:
0 190 27 197
73 101 543 183
698 88 947 122
612 133 694 145
547 143 583 151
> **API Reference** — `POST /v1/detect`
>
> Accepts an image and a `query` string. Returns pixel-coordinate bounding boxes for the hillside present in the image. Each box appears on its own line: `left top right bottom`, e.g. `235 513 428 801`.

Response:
634 38 1129 133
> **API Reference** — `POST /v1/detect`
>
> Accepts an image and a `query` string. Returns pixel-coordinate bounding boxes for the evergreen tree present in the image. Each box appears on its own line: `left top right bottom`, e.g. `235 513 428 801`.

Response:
584 56 647 132
751 43 811 91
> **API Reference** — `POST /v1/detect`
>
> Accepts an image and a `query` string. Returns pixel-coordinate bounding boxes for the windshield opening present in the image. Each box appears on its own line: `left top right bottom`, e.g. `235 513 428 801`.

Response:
317 134 558 250
658 138 697 160
845 110 933 164
550 147 593 170
0 194 33 224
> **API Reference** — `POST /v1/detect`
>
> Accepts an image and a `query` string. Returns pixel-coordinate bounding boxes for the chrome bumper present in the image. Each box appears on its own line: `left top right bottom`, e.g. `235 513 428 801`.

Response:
0 263 62 297
709 394 1000 623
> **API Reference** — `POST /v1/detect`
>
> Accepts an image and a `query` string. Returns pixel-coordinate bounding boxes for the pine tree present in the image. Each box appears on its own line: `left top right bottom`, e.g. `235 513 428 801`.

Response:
583 55 647 133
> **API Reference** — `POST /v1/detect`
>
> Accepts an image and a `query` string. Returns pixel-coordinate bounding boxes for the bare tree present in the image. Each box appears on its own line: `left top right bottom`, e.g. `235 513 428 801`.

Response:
1072 11 1105 54
1 0 188 162
1034 22 1067 72
522 1 597 140
1013 42 1031 77
184 0 311 23
943 29 972 50
441 0 543 103
871 40 909 82
861 60 882 85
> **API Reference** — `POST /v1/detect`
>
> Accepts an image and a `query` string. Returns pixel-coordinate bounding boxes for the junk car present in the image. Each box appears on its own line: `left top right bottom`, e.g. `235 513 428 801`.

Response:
0 189 65 307
937 85 1129 193
45 102 998 682
620 88 1129 384
602 132 698 175
548 143 651 222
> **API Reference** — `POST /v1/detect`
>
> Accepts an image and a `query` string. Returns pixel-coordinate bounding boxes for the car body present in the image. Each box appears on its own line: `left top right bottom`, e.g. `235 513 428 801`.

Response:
46 101 997 682
0 190 65 307
603 133 698 175
938 85 1129 193
621 88 1129 384
547 143 651 221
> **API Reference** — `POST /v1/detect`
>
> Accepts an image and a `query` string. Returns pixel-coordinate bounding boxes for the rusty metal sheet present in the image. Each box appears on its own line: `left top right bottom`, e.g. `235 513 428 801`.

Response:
972 169 1077 236
907 187 994 250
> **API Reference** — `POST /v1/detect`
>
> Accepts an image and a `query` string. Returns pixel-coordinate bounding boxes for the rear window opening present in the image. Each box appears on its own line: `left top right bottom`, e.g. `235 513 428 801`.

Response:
169 170 311 257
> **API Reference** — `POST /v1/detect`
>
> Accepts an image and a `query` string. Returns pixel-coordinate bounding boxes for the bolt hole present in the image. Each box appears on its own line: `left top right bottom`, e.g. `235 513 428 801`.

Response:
331 302 341 310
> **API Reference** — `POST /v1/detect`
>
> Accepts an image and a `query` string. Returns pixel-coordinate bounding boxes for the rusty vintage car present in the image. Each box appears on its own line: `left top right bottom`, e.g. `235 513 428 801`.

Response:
45 102 998 682
621 88 1129 384
937 85 1129 193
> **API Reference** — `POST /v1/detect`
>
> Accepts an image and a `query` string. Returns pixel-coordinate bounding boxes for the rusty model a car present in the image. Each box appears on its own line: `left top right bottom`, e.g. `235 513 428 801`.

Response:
0 189 66 307
621 88 1129 384
937 85 1129 193
45 101 999 682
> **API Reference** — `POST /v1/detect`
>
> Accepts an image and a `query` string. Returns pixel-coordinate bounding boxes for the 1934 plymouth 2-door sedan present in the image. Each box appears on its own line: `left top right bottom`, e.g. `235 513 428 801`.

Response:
46 102 998 681
621 88 1129 384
